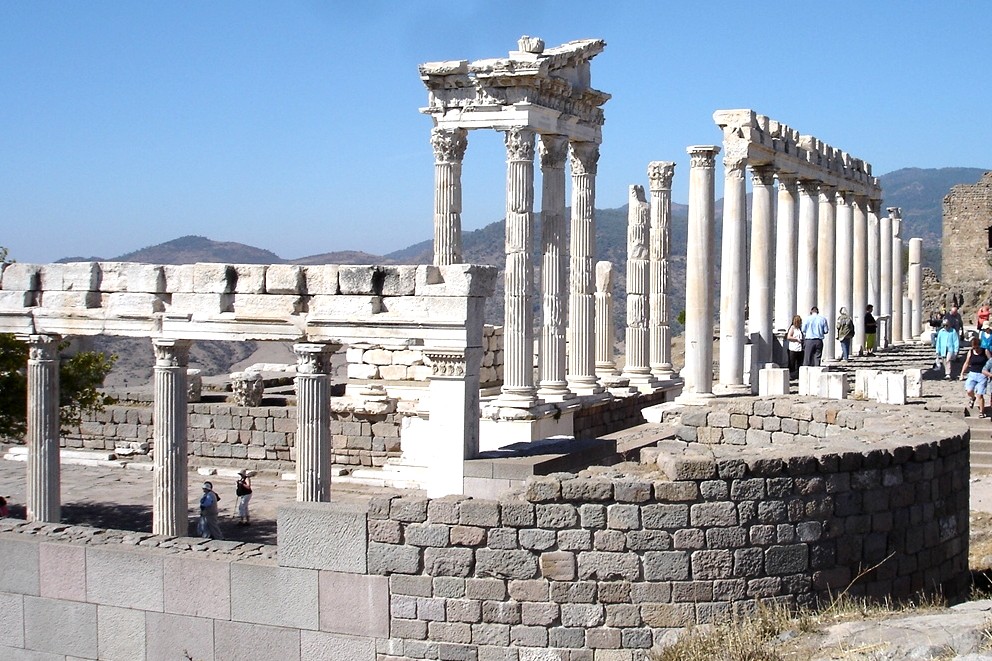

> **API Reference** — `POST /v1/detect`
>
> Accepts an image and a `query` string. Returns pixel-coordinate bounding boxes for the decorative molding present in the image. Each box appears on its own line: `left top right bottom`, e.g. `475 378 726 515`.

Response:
431 128 468 163
425 350 467 378
504 127 535 162
647 161 675 191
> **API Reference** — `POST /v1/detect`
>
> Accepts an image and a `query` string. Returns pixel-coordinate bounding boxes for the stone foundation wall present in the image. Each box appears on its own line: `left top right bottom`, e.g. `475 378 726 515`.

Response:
0 398 966 660
573 389 670 439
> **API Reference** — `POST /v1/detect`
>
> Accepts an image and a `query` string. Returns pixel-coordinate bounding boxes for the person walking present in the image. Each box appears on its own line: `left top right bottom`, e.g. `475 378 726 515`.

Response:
962 336 989 416
978 301 991 333
235 469 253 526
801 306 829 367
836 307 855 362
198 481 223 539
945 305 964 341
935 318 960 380
864 304 877 356
786 314 804 379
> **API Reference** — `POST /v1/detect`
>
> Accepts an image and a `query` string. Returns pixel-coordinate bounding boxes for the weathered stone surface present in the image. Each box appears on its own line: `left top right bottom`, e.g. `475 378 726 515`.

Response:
477 549 538 579
424 547 474 577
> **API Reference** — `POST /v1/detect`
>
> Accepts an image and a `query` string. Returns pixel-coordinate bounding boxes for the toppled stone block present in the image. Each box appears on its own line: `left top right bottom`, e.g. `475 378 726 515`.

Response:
231 371 264 407
758 368 789 396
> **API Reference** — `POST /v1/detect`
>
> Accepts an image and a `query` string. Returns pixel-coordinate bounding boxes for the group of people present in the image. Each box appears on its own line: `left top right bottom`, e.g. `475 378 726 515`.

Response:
784 304 878 378
933 298 992 417
197 468 253 539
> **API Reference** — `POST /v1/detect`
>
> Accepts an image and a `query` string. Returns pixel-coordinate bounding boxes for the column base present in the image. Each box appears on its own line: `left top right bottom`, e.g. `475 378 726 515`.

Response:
674 391 715 405
496 387 540 409
712 383 753 396
537 381 575 402
567 375 604 396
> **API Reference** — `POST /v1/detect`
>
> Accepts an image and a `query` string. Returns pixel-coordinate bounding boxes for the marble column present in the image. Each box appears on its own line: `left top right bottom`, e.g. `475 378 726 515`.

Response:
537 135 571 400
773 174 799 335
26 334 60 523
567 141 603 395
681 145 720 397
880 207 893 341
623 186 653 390
835 192 854 355
817 185 837 362
152 338 191 536
852 196 868 354
499 127 538 407
431 128 468 266
748 166 776 367
718 156 747 388
424 348 481 497
903 296 913 343
891 210 904 345
647 161 676 379
909 237 924 338
594 261 617 378
294 342 336 502
867 201 881 311
796 179 820 316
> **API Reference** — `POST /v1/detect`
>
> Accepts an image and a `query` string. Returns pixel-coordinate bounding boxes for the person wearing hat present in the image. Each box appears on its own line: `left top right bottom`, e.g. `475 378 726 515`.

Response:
198 481 223 539
935 318 960 380
979 320 992 354
235 469 253 526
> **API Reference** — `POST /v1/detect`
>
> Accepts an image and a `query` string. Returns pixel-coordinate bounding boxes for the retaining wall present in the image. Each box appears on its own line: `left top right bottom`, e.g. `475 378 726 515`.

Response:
0 397 970 660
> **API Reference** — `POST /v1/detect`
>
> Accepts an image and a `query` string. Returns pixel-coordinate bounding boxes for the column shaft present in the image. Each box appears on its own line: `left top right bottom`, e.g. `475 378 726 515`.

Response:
538 135 570 399
835 192 854 355
796 180 820 316
773 174 799 332
852 197 868 354
648 161 676 378
748 167 776 367
152 338 191 536
623 185 652 388
567 142 602 394
431 128 468 265
594 262 616 376
26 334 60 523
909 237 924 338
295 343 335 502
880 210 893 335
719 159 747 387
682 146 720 396
817 187 837 361
500 128 538 406
891 212 905 344
868 202 881 310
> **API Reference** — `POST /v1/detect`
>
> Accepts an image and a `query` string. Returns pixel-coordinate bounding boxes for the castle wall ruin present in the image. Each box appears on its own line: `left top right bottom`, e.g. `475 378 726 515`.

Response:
941 171 992 286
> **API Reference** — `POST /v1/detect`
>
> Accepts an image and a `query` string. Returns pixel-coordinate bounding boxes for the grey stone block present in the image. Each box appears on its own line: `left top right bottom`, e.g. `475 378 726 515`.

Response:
476 549 538 580
643 551 690 581
0 536 39 596
215 620 301 661
536 504 578 529
369 542 422 575
459 500 500 527
278 502 368 573
86 546 163 611
96 605 144 661
465 578 507 600
302 630 376 660
39 543 85 602
23 596 97 658
0 591 23 648
765 544 809 574
519 529 556 551
163 555 231 620
424 547 475 577
231 563 319 630
561 478 613 502
641 504 689 529
145 612 214 661
318 571 389 637
577 552 640 581
406 523 451 547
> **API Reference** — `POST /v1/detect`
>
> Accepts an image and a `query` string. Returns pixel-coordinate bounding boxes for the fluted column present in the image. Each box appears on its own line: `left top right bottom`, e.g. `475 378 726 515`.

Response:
538 135 571 400
852 196 868 354
880 207 893 343
817 186 837 361
891 210 904 345
681 145 720 397
718 157 747 388
294 342 336 502
902 296 913 343
773 174 799 333
499 127 538 407
431 128 468 266
594 262 616 377
152 338 191 536
867 201 881 311
623 186 653 390
648 161 676 379
796 179 820 316
567 141 603 395
909 237 924 339
835 191 854 354
424 348 481 497
26 334 60 523
748 166 776 367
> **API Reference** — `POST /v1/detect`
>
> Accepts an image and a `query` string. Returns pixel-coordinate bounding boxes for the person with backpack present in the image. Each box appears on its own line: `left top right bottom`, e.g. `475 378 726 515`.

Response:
235 469 253 526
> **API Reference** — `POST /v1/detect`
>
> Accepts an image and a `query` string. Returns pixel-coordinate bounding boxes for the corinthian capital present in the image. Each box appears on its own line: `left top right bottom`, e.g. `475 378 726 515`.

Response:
431 128 468 164
647 161 675 191
722 139 749 172
504 127 535 162
152 338 191 368
539 135 569 170
686 145 720 169
750 165 776 187
569 141 600 176
294 343 336 375
798 179 820 197
27 334 60 362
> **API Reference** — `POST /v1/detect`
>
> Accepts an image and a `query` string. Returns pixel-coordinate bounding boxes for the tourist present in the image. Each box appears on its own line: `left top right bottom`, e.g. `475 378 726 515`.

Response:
980 321 992 355
982 355 992 418
835 307 855 362
978 301 991 333
864 304 877 356
785 314 804 379
0 497 8 518
935 319 960 380
800 306 828 367
963 336 989 416
198 481 223 539
945 305 964 340
235 469 253 526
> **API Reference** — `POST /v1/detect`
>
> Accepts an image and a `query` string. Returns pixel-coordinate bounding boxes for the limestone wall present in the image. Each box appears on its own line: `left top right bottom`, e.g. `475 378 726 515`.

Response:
941 171 992 286
0 398 969 660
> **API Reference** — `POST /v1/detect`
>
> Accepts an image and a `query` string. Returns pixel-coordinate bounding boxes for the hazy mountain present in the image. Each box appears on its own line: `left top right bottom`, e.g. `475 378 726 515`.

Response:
879 167 988 244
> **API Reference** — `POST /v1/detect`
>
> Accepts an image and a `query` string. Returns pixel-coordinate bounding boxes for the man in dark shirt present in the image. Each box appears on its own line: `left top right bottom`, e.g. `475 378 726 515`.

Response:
864 304 877 356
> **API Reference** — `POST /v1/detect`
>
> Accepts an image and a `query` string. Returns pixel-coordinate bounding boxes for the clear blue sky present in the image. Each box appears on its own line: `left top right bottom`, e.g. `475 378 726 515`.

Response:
2 1 989 264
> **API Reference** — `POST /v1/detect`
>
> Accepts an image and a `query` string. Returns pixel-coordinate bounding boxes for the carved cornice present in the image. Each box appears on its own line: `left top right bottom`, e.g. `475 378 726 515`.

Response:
27 334 59 362
569 141 600 176
294 343 336 375
425 350 467 378
152 338 191 368
431 128 468 164
539 134 569 170
504 127 535 162
647 161 675 191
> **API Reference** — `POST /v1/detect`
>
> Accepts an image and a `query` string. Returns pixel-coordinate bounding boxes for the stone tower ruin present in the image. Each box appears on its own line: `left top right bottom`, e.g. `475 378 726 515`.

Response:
941 171 992 285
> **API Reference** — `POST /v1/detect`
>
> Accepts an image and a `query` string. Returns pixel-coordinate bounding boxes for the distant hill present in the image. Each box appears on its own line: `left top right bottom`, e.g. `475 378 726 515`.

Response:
291 250 387 265
879 167 987 245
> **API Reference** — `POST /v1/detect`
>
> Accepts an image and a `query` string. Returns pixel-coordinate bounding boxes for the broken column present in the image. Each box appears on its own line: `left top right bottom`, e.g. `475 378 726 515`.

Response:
424 348 480 497
622 186 654 390
594 261 617 378
909 237 923 338
647 161 676 380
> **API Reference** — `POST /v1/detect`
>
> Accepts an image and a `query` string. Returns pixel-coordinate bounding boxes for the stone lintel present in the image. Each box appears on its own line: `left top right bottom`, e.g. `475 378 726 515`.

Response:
429 105 602 143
